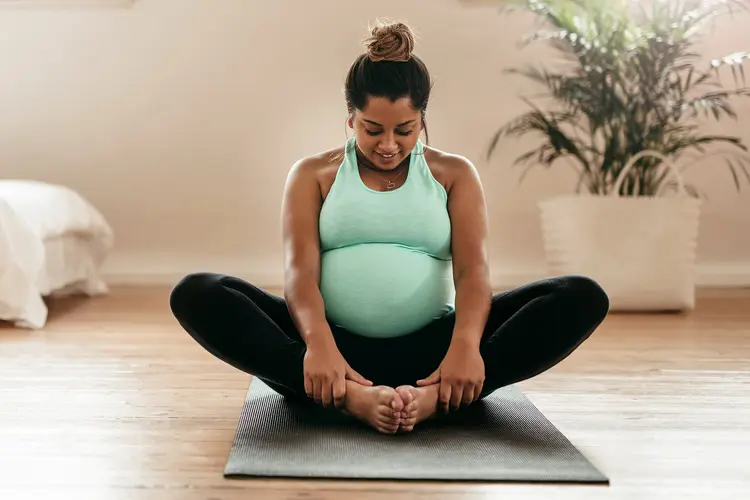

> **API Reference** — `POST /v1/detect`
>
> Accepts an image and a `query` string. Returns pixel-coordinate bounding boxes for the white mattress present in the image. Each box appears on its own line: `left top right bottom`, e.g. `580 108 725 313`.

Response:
39 234 111 297
0 180 114 329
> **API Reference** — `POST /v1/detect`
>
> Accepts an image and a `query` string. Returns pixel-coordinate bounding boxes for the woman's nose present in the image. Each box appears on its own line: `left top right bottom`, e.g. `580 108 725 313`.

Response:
378 133 398 152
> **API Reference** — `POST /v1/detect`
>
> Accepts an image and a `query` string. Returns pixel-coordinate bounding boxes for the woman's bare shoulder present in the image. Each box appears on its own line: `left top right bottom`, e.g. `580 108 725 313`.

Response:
290 145 345 177
286 145 346 199
423 145 477 192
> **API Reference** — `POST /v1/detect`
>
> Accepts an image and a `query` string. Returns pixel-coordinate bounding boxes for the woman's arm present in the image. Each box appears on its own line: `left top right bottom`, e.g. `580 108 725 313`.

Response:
447 156 492 349
281 157 372 408
281 157 334 348
417 155 492 411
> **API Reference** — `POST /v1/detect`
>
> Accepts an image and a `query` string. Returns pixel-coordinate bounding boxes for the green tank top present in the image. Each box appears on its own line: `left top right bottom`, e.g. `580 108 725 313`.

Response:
318 137 455 338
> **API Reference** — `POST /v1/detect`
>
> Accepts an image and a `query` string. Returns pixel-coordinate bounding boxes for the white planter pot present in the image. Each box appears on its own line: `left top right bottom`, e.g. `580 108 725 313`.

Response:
538 151 702 312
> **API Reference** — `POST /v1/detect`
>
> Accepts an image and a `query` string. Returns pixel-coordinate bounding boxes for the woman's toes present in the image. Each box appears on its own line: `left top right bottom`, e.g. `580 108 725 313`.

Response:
394 387 420 432
376 387 403 413
398 417 416 433
395 386 415 406
390 396 404 414
397 385 414 401
377 418 399 434
378 403 401 423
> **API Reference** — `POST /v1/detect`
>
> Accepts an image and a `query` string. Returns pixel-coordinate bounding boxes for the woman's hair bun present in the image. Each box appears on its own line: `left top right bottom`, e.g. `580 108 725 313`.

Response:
363 19 416 62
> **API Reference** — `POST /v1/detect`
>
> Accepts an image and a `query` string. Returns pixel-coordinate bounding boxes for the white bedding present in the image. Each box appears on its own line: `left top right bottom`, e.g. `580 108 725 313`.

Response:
0 180 114 329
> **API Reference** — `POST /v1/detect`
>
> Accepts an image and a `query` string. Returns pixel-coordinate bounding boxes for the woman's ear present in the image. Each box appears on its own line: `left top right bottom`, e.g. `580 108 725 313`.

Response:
347 115 354 128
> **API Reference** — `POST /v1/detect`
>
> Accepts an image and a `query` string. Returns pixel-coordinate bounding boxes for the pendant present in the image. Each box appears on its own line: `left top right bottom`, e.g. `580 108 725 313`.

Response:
386 181 396 190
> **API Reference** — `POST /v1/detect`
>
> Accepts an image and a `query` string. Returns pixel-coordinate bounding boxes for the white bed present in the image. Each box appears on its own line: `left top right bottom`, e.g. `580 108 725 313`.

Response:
0 180 114 329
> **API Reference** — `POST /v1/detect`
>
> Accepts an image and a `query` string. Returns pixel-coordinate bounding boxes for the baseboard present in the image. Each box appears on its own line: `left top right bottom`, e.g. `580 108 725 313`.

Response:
103 269 285 289
491 264 750 289
693 264 750 288
102 263 750 289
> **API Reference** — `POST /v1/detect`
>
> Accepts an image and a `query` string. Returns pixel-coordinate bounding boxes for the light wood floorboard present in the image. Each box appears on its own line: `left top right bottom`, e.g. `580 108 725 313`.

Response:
1 286 748 499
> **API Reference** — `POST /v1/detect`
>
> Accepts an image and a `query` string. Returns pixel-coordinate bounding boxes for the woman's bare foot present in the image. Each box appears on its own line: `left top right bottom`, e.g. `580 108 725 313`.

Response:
395 384 440 432
394 386 416 432
343 381 404 434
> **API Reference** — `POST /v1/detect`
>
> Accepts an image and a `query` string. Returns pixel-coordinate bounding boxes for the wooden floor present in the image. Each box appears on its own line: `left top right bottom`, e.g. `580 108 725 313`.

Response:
0 286 748 500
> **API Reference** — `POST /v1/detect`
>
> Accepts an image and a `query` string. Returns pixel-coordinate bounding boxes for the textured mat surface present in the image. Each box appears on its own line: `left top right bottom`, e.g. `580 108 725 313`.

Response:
224 379 608 483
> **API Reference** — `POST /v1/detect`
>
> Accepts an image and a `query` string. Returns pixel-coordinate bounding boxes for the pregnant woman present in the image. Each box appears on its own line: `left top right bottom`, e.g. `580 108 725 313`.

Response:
170 20 610 434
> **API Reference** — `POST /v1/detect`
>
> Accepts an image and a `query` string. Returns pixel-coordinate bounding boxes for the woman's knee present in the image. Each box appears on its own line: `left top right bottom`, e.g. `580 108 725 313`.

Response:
559 275 610 324
169 272 222 320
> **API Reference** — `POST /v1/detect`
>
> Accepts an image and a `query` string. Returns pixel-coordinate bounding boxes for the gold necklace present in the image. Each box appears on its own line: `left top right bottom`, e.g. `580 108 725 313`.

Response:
385 169 405 190
357 161 407 190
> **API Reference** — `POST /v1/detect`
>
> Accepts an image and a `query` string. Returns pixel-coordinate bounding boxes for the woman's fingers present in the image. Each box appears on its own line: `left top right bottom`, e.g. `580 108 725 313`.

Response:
473 383 483 403
313 378 323 405
450 384 464 410
462 386 475 406
321 378 334 408
333 376 347 409
345 366 373 386
417 369 441 387
439 382 452 413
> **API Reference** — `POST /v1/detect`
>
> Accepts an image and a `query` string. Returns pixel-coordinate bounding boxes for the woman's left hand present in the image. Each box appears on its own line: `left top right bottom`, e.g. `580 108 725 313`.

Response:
417 341 485 413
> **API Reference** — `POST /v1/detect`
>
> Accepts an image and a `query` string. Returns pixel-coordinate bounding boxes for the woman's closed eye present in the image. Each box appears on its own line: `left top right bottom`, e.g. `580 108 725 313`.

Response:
365 129 414 136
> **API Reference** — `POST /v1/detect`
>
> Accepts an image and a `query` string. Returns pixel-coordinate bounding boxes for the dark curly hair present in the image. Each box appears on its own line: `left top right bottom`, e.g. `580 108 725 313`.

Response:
344 19 433 144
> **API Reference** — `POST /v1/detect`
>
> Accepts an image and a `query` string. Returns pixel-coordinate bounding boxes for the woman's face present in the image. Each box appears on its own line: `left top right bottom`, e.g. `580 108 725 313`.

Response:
349 96 423 171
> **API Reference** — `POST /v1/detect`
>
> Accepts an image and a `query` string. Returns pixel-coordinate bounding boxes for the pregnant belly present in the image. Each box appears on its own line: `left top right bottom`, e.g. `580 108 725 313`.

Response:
319 243 455 338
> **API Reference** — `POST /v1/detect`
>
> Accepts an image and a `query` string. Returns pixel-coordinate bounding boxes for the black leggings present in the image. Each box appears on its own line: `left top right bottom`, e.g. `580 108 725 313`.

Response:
169 273 609 401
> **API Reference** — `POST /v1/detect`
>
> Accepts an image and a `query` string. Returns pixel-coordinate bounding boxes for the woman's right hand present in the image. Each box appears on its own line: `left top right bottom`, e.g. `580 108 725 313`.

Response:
303 340 372 409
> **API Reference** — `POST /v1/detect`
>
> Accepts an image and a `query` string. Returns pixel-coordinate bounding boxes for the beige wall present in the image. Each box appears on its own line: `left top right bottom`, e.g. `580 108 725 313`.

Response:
0 0 748 288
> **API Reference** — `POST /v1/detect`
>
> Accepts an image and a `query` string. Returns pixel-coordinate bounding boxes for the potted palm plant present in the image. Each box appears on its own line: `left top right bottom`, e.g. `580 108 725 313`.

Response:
483 0 750 311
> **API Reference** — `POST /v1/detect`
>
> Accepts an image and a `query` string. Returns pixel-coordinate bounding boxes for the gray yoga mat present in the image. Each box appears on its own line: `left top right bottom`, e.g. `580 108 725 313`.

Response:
224 379 608 483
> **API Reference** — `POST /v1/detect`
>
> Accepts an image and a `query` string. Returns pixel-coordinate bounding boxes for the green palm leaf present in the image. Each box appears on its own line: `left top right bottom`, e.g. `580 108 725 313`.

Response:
486 0 750 195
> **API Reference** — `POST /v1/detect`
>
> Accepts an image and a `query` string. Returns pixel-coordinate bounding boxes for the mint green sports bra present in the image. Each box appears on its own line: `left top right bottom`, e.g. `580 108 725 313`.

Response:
317 137 455 338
